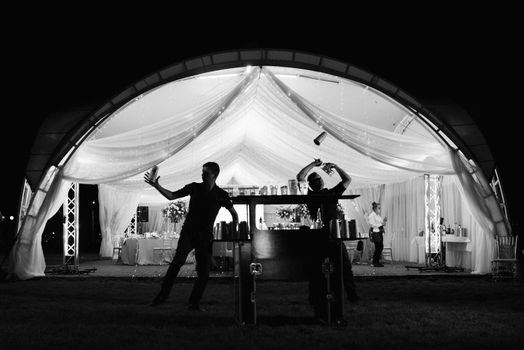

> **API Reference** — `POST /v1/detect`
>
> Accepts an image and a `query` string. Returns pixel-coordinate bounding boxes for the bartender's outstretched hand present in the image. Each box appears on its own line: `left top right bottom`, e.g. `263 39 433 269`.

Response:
144 172 160 187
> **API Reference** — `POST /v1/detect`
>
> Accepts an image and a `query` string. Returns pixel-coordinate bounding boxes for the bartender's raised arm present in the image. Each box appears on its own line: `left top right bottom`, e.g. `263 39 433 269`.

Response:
297 159 323 181
144 173 190 200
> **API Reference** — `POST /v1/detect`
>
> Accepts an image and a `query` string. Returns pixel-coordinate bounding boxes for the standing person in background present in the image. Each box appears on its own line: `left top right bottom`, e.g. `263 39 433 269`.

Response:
145 162 238 311
368 201 387 267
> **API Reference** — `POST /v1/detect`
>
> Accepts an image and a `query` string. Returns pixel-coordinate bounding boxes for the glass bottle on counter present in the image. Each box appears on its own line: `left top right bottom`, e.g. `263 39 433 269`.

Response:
315 208 323 229
259 217 268 230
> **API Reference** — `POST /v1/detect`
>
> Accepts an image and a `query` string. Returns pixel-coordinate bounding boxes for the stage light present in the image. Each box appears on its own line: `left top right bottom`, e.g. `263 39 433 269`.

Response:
9 216 14 221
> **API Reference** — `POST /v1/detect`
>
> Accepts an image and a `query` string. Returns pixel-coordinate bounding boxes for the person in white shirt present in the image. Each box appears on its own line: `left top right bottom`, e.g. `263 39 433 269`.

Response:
368 202 387 267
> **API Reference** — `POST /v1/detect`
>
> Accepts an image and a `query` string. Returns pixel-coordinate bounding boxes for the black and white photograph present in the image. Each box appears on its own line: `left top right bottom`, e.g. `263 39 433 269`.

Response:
1 7 522 350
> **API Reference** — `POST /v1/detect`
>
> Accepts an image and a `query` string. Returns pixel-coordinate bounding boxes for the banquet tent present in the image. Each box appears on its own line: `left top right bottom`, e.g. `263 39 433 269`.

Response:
10 49 510 280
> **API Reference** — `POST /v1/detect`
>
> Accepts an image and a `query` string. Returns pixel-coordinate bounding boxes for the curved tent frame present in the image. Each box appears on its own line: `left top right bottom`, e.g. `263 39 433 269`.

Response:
26 49 497 192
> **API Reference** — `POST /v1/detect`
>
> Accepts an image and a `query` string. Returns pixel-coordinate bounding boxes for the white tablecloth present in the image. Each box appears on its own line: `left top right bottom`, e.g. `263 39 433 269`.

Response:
442 234 472 269
121 238 178 265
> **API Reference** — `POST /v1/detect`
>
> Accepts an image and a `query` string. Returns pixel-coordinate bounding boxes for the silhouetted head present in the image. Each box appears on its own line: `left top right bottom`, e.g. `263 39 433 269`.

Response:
307 172 324 192
202 162 220 182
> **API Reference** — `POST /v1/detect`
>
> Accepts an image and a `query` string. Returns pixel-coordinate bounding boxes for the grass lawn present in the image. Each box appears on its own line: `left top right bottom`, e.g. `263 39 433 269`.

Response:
1 276 523 349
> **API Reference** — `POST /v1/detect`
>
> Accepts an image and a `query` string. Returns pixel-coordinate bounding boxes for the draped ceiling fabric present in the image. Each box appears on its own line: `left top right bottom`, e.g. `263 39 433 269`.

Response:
64 66 453 201
9 65 505 279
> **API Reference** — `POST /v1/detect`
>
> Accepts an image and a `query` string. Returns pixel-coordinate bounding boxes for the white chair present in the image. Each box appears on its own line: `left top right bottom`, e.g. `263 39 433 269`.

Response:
111 235 124 263
120 238 139 265
491 235 519 281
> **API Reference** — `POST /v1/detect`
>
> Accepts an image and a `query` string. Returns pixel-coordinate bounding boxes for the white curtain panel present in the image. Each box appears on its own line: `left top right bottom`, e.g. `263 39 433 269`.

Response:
383 177 426 263
97 185 141 258
9 167 71 279
441 175 495 273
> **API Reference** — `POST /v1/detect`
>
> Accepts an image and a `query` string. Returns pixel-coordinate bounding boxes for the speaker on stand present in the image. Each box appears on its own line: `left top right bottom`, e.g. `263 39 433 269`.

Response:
137 206 149 234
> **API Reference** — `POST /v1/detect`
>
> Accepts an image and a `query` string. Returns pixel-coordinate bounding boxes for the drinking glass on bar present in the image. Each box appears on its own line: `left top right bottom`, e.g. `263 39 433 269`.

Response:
298 180 309 195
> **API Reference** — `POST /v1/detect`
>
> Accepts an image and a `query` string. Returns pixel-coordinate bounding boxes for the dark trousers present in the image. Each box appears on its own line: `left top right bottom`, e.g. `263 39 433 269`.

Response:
309 241 357 318
373 241 384 264
159 232 212 305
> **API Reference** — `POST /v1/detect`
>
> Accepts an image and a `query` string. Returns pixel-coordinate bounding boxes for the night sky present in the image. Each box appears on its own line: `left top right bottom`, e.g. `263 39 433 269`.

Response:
1 9 519 232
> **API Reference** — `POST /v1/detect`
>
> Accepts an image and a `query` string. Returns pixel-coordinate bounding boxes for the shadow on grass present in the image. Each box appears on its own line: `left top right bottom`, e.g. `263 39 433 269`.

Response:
256 314 319 326
152 314 238 328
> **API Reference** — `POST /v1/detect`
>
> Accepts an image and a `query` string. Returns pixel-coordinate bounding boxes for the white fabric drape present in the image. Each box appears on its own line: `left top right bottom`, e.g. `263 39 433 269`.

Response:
446 151 501 274
441 175 495 273
450 150 508 236
99 67 455 204
97 185 141 257
62 68 259 184
456 177 494 274
264 68 454 175
383 177 426 262
8 167 71 279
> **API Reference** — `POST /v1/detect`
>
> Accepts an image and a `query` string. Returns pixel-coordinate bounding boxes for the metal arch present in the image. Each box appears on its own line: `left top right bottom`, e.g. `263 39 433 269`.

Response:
36 48 505 222
491 168 509 223
17 178 33 232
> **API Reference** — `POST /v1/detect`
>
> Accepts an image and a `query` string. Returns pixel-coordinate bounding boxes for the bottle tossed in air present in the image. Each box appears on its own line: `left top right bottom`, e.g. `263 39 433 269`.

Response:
321 162 335 176
315 208 323 229
149 165 159 181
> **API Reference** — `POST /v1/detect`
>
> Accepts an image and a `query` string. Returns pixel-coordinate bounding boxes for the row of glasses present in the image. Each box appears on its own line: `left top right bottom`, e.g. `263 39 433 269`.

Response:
224 181 310 196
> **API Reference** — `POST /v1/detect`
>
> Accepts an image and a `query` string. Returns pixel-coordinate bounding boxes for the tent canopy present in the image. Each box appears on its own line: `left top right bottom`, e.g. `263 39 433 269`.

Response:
25 49 496 194
62 66 453 204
